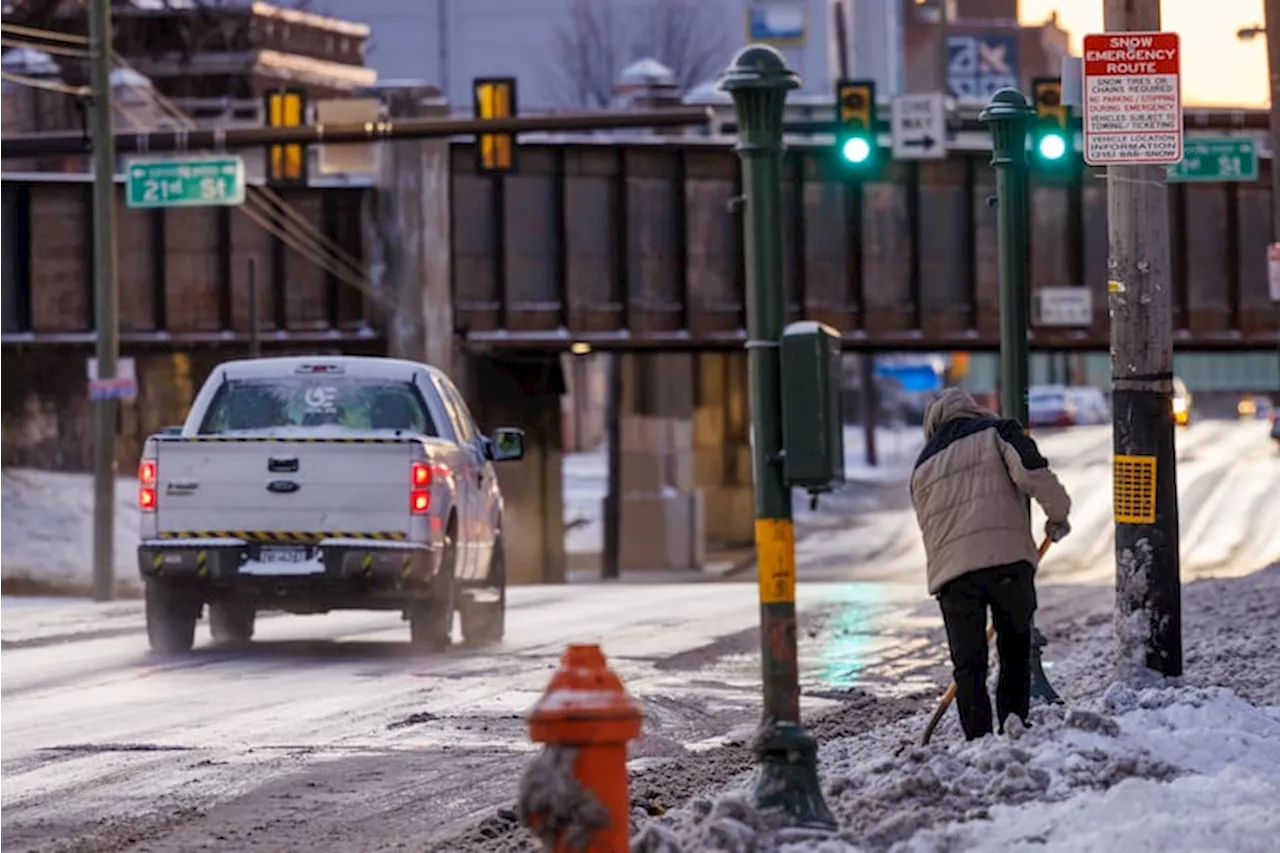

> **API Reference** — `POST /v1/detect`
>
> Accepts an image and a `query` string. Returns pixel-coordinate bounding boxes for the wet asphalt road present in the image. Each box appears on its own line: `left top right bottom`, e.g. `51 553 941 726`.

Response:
2 419 1276 852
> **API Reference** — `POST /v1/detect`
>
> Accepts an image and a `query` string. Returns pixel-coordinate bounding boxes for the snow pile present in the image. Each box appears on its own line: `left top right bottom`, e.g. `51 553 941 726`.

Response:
1 469 142 595
631 682 1280 852
519 745 610 850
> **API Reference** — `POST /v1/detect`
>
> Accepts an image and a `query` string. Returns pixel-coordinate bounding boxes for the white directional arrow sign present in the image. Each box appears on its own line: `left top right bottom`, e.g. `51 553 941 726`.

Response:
891 93 947 161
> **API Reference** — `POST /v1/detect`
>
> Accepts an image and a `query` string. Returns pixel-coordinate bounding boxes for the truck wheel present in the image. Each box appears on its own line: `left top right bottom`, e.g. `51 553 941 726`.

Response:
209 600 256 646
409 517 456 652
461 537 506 646
145 579 199 655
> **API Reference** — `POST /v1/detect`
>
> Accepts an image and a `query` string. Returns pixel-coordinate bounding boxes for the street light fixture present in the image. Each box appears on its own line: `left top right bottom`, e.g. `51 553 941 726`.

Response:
1236 24 1265 40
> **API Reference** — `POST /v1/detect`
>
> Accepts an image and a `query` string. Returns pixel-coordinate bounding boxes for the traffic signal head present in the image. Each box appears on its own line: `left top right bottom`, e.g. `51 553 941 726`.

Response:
1031 77 1072 169
835 79 877 172
265 88 307 186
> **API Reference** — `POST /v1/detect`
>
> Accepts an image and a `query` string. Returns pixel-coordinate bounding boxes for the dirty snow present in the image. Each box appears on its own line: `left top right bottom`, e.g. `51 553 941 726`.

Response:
625 564 1280 852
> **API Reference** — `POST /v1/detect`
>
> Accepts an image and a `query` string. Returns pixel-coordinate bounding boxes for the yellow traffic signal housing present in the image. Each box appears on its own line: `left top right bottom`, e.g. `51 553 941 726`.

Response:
265 88 307 185
836 79 874 133
834 79 877 171
473 77 517 174
1032 77 1067 130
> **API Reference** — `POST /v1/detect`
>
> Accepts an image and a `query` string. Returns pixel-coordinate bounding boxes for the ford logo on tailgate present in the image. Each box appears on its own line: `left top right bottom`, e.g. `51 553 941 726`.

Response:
267 480 300 494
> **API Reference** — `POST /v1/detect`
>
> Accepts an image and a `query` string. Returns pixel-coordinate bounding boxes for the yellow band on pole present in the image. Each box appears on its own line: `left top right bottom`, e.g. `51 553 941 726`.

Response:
755 518 797 604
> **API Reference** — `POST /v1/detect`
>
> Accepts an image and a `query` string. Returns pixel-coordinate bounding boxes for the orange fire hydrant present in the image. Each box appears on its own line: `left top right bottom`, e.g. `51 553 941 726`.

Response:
520 643 644 853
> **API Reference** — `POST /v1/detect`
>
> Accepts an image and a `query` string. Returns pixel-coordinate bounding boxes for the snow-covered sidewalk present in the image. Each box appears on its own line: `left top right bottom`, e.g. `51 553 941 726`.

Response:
629 564 1280 852
0 469 143 596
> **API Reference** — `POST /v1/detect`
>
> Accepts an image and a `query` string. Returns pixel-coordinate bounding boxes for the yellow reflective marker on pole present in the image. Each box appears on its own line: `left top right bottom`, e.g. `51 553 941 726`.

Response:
1113 454 1157 524
756 518 797 604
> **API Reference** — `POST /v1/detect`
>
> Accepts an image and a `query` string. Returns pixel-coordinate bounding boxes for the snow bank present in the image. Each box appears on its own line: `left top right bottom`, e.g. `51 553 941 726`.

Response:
632 565 1280 852
1 469 142 596
633 683 1280 852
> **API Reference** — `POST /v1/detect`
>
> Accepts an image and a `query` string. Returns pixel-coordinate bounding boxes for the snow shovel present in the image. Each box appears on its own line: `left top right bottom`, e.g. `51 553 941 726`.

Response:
920 536 1053 746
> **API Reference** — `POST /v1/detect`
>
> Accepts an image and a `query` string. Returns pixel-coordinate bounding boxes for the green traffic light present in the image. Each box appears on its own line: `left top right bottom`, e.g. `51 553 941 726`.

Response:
1036 132 1068 161
841 136 871 164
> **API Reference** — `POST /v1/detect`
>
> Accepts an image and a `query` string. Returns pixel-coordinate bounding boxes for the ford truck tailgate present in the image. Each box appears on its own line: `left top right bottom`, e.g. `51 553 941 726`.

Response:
153 438 421 537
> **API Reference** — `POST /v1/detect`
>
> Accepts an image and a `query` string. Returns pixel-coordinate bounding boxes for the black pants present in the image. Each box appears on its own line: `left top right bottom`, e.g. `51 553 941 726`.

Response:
937 561 1037 740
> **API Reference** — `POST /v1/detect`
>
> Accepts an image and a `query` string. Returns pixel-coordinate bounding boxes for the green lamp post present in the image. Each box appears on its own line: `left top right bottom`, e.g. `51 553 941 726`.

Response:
718 44 836 830
979 87 1063 707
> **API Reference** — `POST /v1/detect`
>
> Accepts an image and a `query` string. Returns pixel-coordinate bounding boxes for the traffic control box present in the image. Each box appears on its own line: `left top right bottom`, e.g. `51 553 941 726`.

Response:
780 321 846 493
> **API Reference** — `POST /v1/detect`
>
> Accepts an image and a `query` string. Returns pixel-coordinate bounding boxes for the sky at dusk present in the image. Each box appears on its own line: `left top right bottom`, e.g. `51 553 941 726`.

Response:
1019 0 1270 107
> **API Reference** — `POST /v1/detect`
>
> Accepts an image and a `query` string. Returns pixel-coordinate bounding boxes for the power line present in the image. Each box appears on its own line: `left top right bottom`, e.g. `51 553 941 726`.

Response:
125 76 387 309
0 69 87 95
0 22 90 44
0 35 90 57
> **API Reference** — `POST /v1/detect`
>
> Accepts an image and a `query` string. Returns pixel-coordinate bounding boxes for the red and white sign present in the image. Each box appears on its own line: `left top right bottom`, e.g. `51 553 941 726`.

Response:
1082 31 1183 165
1268 243 1280 303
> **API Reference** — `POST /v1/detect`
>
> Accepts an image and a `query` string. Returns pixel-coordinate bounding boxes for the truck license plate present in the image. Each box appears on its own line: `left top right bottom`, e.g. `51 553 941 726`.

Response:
258 546 308 564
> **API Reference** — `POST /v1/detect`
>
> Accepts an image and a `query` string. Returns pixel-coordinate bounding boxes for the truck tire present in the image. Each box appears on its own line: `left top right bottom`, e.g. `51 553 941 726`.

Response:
209 600 256 646
408 516 457 652
145 579 199 655
460 536 506 646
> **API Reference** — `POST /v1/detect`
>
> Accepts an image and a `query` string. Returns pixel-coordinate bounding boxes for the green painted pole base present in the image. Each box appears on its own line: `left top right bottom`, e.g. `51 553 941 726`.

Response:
753 720 837 830
1028 622 1062 705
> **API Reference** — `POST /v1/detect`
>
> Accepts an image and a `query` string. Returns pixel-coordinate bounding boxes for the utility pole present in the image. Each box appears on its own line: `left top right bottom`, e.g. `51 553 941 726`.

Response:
1267 0 1280 378
720 45 835 831
1266 0 1280 245
247 255 261 357
89 0 119 602
1103 0 1182 677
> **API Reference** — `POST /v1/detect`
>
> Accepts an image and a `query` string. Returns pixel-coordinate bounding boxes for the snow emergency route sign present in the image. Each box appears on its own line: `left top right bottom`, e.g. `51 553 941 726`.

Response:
1082 31 1183 166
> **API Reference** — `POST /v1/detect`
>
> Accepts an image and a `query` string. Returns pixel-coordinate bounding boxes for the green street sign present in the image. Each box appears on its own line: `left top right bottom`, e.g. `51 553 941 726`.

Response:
126 156 246 208
1166 138 1258 183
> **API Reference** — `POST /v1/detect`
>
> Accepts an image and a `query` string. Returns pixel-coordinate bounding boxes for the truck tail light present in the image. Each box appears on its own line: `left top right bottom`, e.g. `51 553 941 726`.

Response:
139 459 157 512
410 461 431 514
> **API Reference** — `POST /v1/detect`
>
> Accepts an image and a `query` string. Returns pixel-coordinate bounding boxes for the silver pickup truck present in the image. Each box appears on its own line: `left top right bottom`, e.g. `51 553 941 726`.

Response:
136 355 523 655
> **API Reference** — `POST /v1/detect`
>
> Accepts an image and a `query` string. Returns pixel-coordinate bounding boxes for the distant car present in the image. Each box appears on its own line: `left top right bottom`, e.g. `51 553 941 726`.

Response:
1066 386 1110 425
1172 377 1192 427
1027 385 1078 428
1026 385 1108 428
1238 395 1274 421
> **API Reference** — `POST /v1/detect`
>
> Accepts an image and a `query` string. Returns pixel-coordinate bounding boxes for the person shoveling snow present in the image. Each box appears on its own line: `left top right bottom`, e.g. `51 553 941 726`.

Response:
909 388 1072 740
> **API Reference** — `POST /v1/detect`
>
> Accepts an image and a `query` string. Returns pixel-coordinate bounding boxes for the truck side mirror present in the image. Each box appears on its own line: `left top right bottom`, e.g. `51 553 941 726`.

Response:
487 427 525 462
161 425 182 436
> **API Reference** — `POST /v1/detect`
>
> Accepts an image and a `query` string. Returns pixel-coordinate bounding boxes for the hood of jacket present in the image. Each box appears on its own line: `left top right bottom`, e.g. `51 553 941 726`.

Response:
923 387 998 439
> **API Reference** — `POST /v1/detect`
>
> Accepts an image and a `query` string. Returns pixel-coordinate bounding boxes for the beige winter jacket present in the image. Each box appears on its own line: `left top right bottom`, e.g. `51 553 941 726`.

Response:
910 388 1072 595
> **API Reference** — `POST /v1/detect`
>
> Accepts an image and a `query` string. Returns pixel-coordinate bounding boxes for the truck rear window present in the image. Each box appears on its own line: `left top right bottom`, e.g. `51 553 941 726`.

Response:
198 378 437 436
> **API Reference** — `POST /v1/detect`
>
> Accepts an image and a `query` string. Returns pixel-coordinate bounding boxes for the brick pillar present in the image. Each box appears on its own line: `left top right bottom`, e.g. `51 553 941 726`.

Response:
615 353 705 571
692 352 755 548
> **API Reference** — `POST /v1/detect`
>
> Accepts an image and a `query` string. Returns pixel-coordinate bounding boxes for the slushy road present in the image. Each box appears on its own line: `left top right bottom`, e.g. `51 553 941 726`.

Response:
2 419 1275 852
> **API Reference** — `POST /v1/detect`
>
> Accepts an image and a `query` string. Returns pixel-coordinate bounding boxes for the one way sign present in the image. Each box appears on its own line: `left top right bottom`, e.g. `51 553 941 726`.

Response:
891 93 947 161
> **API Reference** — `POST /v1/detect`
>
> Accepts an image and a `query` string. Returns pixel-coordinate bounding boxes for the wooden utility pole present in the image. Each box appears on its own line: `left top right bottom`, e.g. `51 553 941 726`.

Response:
89 0 119 602
1103 0 1182 677
1266 0 1280 376
1266 0 1280 244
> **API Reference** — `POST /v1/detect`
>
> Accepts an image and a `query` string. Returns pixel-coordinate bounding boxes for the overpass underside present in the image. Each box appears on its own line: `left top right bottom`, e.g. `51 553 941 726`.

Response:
452 142 1278 353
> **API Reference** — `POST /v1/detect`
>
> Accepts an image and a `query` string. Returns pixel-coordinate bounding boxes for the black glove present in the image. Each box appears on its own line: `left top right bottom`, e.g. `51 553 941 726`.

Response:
1045 520 1071 542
